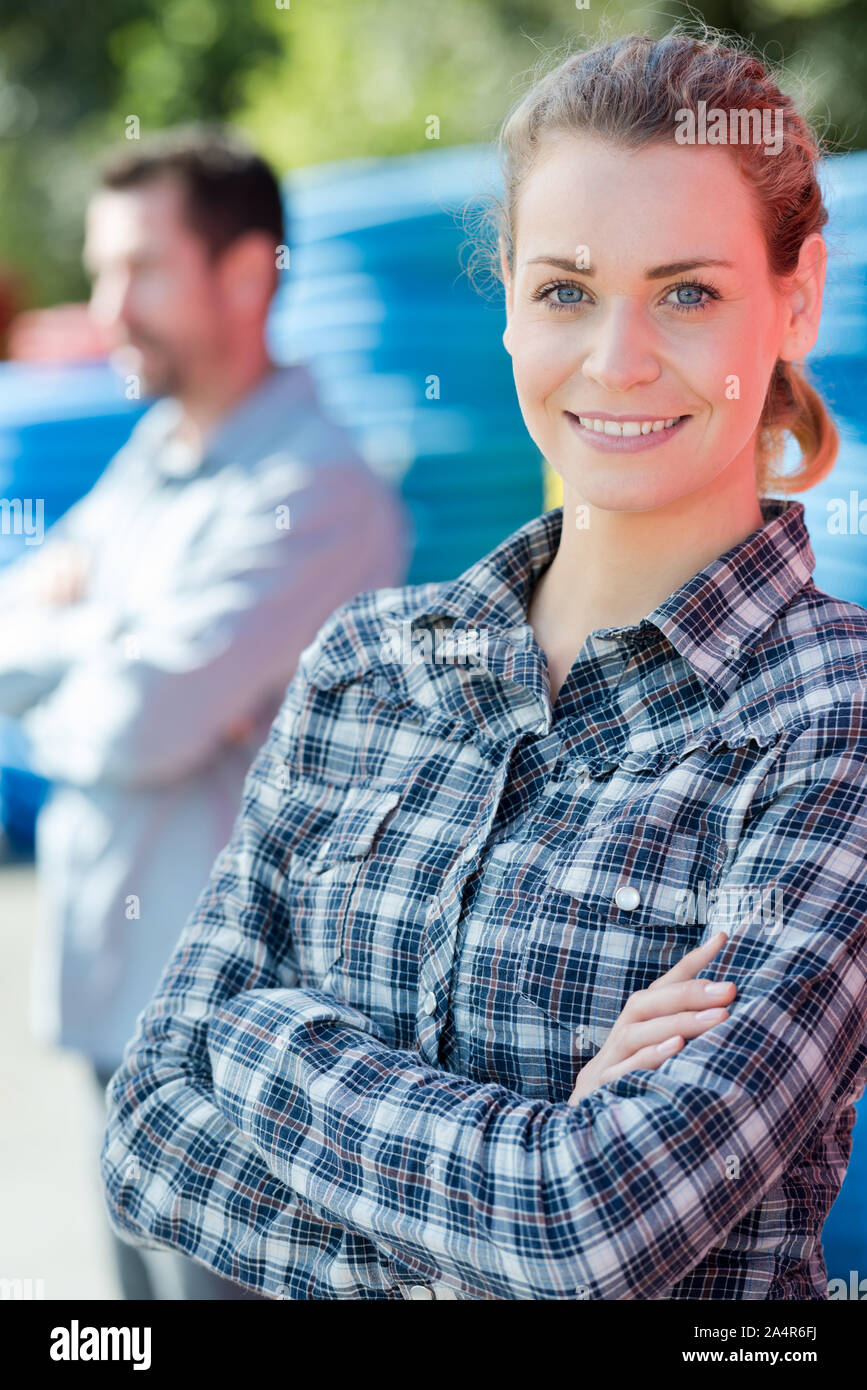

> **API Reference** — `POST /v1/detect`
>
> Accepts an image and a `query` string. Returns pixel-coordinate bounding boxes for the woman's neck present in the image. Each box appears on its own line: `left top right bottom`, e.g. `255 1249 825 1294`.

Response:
527 475 766 703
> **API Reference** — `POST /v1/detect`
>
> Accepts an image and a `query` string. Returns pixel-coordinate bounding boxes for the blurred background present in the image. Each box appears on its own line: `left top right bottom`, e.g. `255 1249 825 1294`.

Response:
0 0 864 1298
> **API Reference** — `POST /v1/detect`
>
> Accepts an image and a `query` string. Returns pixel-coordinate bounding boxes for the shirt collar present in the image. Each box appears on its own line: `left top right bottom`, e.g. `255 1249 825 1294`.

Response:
143 363 315 479
397 495 815 711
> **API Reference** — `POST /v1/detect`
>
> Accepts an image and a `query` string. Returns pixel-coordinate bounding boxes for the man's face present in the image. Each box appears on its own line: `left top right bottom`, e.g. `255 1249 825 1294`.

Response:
84 177 229 398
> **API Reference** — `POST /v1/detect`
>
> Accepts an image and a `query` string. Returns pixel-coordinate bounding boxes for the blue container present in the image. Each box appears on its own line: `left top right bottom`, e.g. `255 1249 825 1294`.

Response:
0 363 147 846
776 149 867 1294
270 144 544 583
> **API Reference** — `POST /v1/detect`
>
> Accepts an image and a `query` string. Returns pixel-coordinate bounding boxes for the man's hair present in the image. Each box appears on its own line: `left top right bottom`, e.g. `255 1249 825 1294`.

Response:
97 125 286 260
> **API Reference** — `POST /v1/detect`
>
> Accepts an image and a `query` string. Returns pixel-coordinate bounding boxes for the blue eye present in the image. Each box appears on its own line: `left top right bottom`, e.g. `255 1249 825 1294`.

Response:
666 282 718 313
548 283 585 307
531 277 721 316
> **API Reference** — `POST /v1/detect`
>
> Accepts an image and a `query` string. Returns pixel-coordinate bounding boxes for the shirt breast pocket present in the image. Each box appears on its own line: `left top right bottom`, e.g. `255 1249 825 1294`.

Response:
281 776 402 984
518 824 730 1056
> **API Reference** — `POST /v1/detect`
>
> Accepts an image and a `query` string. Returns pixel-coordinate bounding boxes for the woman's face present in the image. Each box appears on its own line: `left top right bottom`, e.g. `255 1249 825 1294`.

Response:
501 133 825 513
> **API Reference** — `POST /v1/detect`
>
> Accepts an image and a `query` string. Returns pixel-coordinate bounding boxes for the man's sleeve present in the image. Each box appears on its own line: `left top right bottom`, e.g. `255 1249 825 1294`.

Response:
16 462 404 787
98 656 380 1299
0 449 123 607
0 604 121 719
0 451 133 717
205 709 867 1300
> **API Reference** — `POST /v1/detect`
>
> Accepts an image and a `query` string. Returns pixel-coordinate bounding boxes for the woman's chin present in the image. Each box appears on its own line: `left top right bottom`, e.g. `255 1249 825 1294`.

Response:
557 472 691 517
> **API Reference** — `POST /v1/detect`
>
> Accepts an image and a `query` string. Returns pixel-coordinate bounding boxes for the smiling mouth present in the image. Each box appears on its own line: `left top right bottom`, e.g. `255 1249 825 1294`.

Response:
571 414 688 437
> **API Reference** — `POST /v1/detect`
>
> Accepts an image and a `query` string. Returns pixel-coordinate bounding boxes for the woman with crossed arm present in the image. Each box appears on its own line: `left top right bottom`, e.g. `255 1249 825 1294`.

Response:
101 25 866 1300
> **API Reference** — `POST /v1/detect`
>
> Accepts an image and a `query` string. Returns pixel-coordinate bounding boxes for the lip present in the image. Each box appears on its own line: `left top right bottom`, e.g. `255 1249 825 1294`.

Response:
565 411 690 453
573 412 687 422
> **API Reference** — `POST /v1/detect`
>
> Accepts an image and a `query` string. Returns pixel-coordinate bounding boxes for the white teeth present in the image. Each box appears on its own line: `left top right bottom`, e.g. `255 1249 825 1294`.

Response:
576 415 682 436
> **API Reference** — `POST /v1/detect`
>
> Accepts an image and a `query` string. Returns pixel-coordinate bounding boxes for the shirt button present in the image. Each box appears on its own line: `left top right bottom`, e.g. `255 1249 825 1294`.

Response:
422 990 437 1016
408 1284 435 1299
614 884 641 911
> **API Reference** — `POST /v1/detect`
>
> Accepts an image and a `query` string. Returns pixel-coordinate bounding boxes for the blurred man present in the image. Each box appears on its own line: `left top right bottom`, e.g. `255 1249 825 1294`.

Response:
0 127 410 1299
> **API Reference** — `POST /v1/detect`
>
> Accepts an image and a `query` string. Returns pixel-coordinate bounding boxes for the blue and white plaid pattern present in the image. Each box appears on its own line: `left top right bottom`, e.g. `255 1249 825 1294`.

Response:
101 496 867 1299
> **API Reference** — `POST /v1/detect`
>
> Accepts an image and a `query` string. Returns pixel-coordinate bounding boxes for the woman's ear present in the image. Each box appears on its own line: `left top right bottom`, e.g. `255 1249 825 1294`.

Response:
500 242 513 356
776 231 827 364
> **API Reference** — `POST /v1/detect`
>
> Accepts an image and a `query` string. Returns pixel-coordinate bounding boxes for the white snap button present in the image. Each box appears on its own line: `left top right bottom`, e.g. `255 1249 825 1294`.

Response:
408 1284 435 1299
614 884 641 911
422 990 437 1016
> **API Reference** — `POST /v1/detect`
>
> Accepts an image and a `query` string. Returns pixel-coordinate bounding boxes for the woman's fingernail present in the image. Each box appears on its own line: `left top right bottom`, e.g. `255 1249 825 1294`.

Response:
704 982 731 997
657 1036 681 1055
695 1007 727 1021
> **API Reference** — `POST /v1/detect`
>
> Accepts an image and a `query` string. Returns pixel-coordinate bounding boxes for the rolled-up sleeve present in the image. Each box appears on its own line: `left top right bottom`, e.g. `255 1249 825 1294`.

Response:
205 714 867 1299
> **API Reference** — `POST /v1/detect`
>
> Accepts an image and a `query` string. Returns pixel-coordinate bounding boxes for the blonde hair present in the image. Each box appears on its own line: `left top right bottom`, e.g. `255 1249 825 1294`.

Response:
482 22 840 496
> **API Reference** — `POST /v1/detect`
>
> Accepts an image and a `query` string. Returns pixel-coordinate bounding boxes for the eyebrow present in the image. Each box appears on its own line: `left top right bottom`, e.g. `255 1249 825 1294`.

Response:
522 256 735 279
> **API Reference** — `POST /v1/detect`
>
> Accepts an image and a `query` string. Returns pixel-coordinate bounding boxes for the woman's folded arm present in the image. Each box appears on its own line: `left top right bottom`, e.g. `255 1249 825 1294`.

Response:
205 716 867 1299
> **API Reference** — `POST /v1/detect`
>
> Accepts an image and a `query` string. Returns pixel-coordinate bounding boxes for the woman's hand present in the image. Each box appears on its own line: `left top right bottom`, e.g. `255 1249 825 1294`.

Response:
567 930 736 1104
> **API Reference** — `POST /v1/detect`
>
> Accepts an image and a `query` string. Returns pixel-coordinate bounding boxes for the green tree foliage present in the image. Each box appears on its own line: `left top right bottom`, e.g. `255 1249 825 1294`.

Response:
0 0 861 308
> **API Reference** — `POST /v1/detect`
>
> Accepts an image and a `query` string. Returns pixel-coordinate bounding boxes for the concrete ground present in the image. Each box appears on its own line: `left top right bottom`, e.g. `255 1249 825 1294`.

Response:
0 858 120 1300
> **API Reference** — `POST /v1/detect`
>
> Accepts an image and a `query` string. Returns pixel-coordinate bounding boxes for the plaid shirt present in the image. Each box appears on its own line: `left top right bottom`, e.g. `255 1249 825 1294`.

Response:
101 496 867 1300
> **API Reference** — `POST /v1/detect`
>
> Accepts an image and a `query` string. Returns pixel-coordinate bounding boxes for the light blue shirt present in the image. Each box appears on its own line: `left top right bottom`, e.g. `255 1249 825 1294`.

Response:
0 362 410 1069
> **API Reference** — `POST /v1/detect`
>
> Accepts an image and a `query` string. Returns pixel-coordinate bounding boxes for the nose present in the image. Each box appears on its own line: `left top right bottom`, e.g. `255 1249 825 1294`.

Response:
580 298 661 393
88 268 134 333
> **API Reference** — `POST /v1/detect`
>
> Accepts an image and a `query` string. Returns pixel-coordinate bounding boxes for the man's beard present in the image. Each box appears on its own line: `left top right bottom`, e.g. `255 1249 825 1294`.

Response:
111 336 185 399
139 357 184 399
